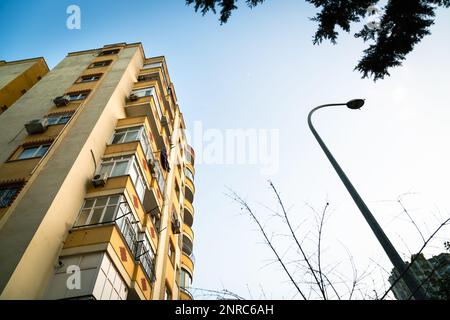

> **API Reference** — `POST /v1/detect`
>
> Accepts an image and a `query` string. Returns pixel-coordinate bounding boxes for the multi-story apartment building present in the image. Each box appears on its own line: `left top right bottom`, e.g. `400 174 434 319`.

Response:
0 57 49 114
0 43 196 300
389 253 450 300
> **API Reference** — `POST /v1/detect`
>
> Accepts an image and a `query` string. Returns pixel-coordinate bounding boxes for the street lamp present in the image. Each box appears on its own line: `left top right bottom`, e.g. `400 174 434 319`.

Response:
308 99 428 300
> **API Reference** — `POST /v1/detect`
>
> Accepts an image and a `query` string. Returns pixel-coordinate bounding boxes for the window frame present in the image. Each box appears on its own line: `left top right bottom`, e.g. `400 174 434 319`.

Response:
98 49 120 56
67 91 90 101
98 155 148 203
46 113 73 126
110 125 151 157
130 87 163 120
89 60 112 68
0 185 21 208
16 143 51 160
78 74 102 83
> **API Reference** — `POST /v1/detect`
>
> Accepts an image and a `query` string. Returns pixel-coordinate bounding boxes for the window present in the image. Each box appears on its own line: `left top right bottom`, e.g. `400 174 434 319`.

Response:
111 126 150 157
67 91 89 101
0 185 21 208
135 233 155 281
180 269 192 289
152 160 166 195
17 144 50 160
75 195 122 226
164 285 172 300
46 113 72 125
89 60 112 68
143 62 162 69
98 49 120 56
137 74 154 82
98 156 147 203
168 240 175 266
99 156 131 178
74 195 138 251
130 87 163 120
184 167 194 182
78 74 102 83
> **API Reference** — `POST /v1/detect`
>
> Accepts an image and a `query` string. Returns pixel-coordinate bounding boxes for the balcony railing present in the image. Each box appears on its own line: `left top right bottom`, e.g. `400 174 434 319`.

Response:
134 240 156 283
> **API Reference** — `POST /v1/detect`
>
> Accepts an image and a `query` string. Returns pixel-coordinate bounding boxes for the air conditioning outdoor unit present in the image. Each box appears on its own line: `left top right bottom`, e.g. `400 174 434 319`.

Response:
127 93 138 102
24 118 48 135
53 95 70 107
160 115 168 126
91 173 108 187
148 159 156 172
172 219 181 234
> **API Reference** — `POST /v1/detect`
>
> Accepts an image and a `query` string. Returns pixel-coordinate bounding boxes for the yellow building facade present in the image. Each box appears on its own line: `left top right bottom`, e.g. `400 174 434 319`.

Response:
0 57 49 114
0 43 196 300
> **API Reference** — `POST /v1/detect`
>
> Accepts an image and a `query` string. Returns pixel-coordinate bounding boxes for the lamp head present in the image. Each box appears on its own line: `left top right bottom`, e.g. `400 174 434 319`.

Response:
346 99 365 110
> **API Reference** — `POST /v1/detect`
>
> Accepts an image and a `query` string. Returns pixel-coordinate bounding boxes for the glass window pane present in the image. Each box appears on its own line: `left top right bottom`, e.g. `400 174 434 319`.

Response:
18 147 38 159
83 199 95 209
108 195 120 205
90 208 104 224
129 165 138 184
112 132 125 144
136 179 145 202
47 117 58 125
99 163 113 177
111 161 129 176
95 197 108 207
35 145 50 157
103 206 116 222
60 116 71 124
124 131 139 142
76 209 91 226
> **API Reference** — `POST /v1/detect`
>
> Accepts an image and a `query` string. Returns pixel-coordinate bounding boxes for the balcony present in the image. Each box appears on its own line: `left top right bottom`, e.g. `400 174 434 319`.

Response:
185 144 195 166
180 288 193 300
92 156 163 220
183 199 194 228
125 86 171 149
181 251 195 276
183 223 194 243
184 165 195 183
65 196 155 300
185 177 195 204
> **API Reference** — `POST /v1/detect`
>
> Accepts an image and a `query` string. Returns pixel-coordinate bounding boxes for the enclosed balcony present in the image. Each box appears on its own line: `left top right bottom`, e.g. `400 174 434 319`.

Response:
179 267 193 300
64 194 157 300
184 177 195 205
183 199 194 228
125 86 170 151
185 144 195 166
92 153 164 218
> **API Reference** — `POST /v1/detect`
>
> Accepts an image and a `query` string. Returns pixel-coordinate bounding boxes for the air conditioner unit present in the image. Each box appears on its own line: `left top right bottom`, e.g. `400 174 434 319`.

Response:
148 159 156 172
53 95 70 107
160 115 168 126
24 118 48 135
127 93 138 102
172 219 181 234
91 173 108 187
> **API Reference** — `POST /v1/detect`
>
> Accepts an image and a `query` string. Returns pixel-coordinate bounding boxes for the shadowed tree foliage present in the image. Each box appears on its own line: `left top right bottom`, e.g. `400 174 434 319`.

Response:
186 0 450 80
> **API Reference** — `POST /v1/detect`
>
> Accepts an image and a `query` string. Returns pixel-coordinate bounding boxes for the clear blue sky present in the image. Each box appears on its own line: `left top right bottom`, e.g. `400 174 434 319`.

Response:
1 0 450 299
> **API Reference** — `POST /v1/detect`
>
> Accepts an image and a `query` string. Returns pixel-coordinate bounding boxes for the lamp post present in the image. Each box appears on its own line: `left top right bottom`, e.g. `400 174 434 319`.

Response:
308 99 428 300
